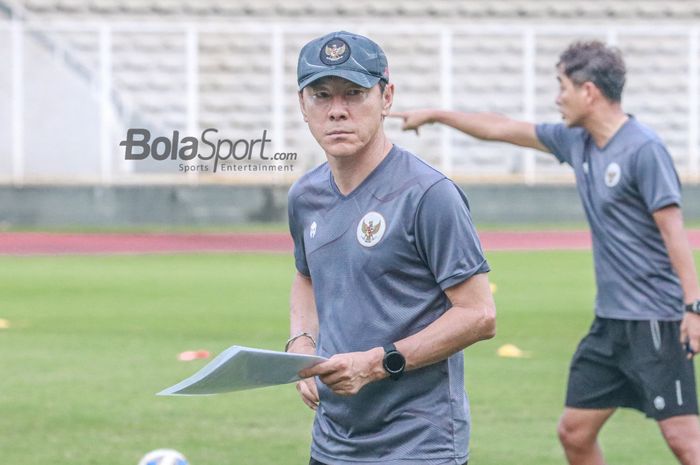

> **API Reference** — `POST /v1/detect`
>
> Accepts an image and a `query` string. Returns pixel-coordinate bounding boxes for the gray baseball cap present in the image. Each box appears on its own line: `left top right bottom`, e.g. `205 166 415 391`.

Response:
297 31 389 91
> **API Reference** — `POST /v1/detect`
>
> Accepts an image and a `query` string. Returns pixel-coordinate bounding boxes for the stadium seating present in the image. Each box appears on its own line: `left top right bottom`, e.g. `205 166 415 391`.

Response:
2 0 699 182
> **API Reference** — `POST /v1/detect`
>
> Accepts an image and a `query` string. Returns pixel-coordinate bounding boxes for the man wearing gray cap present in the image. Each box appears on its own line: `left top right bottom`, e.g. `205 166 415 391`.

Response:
285 31 496 465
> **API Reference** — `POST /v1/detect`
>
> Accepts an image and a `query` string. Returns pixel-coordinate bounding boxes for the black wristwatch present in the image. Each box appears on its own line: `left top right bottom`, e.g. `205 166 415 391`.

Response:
382 343 406 381
686 300 700 314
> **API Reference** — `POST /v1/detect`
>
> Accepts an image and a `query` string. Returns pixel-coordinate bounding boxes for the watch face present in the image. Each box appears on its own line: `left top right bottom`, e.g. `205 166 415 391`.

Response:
385 352 405 372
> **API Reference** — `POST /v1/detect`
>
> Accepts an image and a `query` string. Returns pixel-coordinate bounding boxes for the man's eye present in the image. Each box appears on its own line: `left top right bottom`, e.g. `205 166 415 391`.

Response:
347 89 363 96
314 92 330 99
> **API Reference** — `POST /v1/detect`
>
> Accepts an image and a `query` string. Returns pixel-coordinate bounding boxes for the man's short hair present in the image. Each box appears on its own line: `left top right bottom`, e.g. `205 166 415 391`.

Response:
558 41 626 103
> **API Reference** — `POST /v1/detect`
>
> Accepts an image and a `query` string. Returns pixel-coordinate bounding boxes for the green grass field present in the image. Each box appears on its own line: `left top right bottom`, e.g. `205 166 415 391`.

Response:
1 251 697 465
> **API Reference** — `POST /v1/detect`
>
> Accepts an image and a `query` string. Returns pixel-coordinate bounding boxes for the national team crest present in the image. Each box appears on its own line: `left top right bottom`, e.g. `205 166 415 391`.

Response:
320 38 350 65
605 162 621 187
357 211 386 247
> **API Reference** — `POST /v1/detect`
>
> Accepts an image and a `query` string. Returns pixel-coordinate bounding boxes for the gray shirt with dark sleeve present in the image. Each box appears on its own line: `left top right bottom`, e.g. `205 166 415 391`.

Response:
288 145 490 465
536 116 683 320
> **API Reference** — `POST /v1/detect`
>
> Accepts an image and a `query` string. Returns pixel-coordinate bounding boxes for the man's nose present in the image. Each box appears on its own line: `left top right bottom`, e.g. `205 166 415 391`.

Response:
328 95 349 120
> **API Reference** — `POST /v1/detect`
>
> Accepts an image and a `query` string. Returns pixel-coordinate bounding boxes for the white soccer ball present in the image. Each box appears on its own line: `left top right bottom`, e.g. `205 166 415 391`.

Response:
138 449 189 465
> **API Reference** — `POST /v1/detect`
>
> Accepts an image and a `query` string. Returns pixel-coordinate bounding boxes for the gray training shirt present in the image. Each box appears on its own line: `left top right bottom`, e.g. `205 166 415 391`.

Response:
536 116 684 320
288 145 490 465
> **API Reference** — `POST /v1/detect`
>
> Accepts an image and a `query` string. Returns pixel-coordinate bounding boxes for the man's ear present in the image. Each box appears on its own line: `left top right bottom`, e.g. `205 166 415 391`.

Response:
582 81 599 104
298 91 309 122
381 83 395 116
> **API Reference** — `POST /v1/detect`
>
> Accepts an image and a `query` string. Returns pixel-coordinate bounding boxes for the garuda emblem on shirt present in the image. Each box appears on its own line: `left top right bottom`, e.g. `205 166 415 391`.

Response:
356 211 386 247
361 219 381 243
605 162 621 187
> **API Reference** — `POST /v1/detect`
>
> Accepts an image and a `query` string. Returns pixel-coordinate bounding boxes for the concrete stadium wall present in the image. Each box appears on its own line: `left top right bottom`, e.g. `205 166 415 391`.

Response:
0 184 698 228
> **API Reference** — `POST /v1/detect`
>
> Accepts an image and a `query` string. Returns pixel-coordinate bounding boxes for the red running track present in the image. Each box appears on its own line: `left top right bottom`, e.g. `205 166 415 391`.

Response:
0 230 699 255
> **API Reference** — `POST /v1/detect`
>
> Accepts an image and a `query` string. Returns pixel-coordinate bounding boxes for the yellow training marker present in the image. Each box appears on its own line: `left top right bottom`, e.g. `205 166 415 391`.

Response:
0 319 10 329
497 344 529 358
489 283 498 294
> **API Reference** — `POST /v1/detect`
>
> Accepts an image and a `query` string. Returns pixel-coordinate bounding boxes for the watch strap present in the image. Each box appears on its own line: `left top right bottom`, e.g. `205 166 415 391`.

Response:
686 300 700 314
383 343 397 353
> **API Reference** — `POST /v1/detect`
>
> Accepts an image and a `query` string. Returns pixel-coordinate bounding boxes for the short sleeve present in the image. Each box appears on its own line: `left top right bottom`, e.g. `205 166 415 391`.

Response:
287 190 310 276
634 142 682 213
536 123 578 165
414 179 490 291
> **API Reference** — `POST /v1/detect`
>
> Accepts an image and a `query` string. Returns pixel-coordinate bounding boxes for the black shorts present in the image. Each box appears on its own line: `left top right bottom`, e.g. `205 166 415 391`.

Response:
566 317 698 420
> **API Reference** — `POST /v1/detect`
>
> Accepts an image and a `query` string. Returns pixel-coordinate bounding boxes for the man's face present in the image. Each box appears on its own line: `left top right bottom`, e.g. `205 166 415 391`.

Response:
299 76 393 158
555 68 589 127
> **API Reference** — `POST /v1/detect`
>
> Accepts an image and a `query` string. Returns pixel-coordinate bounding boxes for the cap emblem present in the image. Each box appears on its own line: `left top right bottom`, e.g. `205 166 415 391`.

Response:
321 38 350 65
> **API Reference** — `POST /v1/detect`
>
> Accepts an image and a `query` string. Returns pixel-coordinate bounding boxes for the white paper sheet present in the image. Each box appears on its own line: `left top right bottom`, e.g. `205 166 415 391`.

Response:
157 345 327 396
